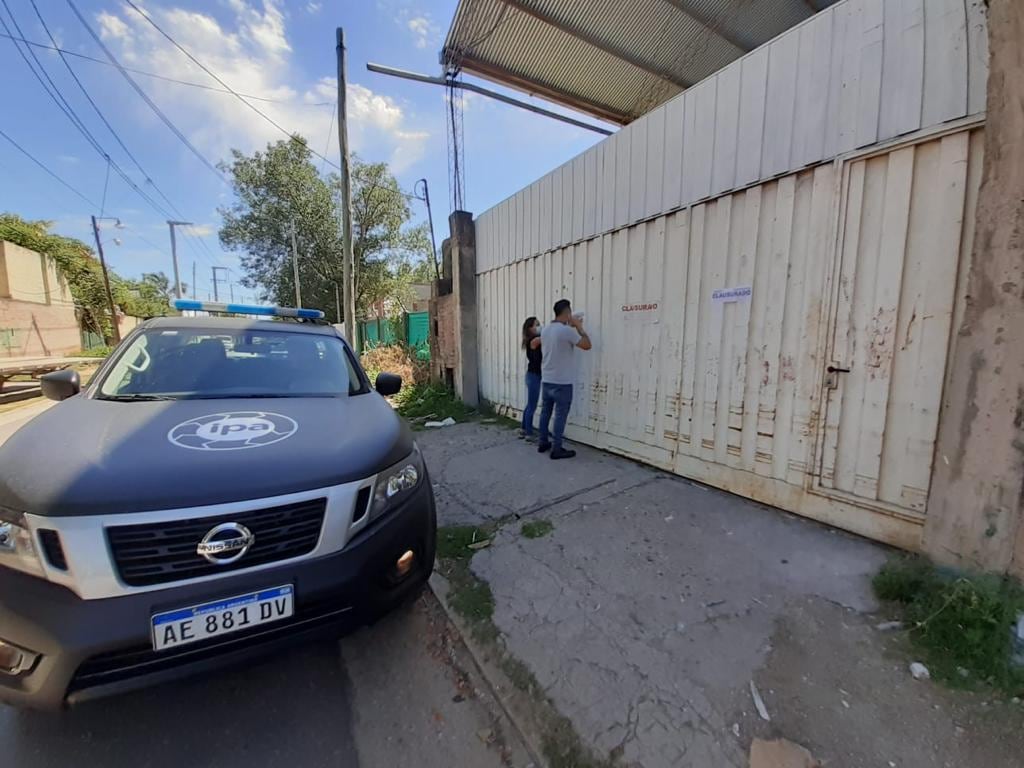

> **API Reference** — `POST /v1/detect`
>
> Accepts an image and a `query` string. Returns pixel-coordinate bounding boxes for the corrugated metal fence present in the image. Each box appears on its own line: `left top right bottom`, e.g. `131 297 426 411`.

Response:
473 0 988 548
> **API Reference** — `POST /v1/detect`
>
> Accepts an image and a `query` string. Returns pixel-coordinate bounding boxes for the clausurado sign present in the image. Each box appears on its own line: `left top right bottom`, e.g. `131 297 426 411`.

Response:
621 303 659 312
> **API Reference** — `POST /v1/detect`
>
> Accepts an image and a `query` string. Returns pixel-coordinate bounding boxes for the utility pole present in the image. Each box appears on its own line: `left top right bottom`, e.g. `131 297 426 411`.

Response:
192 261 197 299
334 281 341 324
290 223 302 307
337 28 357 349
91 215 121 344
166 220 192 298
211 266 228 302
414 179 440 281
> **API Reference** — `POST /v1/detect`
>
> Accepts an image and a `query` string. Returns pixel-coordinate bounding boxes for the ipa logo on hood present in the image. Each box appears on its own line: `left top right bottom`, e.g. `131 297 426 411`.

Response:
167 412 298 451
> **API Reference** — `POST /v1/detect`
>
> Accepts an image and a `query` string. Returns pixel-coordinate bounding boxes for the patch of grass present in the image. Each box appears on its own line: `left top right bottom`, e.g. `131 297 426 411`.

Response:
78 346 112 358
395 382 476 423
873 555 1024 694
437 524 499 644
521 519 554 539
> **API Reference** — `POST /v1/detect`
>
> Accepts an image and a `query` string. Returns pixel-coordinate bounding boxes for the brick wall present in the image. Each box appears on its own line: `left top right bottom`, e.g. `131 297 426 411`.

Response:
435 293 457 370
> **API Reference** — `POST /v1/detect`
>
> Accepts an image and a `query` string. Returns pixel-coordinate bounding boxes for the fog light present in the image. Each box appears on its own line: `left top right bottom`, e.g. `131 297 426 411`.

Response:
0 640 39 676
395 550 415 578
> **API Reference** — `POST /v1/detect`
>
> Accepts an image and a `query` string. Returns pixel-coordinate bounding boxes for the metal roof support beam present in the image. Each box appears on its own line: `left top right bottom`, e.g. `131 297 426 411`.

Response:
659 0 757 53
499 0 692 90
454 54 633 125
366 62 613 135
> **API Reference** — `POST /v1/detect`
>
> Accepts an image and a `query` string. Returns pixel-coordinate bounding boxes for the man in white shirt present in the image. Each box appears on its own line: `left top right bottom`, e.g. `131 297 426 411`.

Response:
538 299 592 459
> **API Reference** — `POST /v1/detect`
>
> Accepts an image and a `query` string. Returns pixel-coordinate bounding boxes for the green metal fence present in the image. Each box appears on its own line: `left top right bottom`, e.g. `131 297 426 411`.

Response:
358 311 430 360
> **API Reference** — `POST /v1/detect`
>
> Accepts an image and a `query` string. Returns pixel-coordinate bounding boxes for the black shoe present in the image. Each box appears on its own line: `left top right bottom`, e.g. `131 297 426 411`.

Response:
537 442 551 453
550 447 576 460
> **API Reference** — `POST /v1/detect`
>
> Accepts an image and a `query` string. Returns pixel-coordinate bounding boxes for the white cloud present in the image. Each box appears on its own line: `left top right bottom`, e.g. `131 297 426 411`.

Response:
186 223 215 237
97 11 130 40
304 78 428 171
57 154 79 164
306 2 322 13
92 1 430 173
406 15 440 50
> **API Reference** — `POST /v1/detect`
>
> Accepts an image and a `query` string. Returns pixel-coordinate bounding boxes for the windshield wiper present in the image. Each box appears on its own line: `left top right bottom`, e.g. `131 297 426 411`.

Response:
97 394 178 402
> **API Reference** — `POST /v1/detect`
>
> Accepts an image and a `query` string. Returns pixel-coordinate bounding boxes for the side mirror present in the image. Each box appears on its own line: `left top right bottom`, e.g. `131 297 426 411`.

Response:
375 372 402 397
40 369 81 401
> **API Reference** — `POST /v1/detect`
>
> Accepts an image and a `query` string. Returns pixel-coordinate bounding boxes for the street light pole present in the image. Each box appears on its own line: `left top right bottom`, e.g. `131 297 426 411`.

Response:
414 179 440 281
91 215 121 344
166 220 193 299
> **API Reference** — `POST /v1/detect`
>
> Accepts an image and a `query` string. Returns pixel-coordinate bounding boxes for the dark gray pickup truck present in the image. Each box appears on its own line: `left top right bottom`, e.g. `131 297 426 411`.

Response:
0 305 436 710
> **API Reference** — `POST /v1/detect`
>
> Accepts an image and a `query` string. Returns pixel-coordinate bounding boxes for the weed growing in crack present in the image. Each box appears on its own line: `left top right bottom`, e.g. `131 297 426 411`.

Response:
521 519 555 539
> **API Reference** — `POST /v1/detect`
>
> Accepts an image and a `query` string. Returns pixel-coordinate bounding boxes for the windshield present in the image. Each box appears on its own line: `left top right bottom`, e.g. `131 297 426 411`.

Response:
97 327 358 400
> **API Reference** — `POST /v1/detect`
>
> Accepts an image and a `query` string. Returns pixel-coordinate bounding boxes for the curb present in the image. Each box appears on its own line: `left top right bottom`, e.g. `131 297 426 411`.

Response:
429 572 550 768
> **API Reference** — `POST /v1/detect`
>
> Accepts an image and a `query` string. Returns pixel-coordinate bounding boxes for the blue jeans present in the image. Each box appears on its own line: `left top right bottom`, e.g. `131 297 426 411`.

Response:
522 372 541 435
539 383 573 450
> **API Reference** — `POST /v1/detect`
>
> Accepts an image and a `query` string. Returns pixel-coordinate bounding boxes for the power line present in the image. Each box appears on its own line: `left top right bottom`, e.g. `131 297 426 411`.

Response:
0 127 98 208
28 0 187 224
66 0 225 182
0 3 177 222
0 32 332 106
123 0 341 172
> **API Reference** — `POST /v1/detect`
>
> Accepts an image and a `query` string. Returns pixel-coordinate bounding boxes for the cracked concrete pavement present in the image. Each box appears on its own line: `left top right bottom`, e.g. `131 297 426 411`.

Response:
419 423 1024 768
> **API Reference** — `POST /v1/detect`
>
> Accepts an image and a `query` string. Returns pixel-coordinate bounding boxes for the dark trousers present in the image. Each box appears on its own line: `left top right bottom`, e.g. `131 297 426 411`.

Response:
539 383 573 450
522 371 541 435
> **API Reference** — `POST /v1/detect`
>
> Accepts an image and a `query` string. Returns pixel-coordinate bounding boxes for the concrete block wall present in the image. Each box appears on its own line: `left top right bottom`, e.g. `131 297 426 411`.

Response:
0 241 79 357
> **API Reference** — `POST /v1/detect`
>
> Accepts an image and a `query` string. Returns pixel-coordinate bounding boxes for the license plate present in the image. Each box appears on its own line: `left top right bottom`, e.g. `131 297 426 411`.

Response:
151 585 294 651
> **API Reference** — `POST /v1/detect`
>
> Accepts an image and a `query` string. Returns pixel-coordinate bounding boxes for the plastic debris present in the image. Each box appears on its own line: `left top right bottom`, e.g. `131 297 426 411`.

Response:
875 620 904 632
910 662 930 680
424 416 457 428
750 680 771 722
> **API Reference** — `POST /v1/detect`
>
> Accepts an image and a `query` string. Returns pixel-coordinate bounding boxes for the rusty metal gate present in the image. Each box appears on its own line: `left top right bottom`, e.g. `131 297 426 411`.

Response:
815 128 984 519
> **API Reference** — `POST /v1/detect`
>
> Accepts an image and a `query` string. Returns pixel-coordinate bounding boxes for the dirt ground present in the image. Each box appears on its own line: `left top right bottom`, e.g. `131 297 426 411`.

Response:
748 598 1022 768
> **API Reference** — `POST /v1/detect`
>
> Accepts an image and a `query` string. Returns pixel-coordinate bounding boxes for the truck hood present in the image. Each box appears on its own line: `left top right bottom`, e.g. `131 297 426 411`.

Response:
0 394 413 517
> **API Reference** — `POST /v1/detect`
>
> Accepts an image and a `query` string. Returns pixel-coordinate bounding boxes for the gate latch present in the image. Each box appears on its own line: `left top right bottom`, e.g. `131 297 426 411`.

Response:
826 364 851 390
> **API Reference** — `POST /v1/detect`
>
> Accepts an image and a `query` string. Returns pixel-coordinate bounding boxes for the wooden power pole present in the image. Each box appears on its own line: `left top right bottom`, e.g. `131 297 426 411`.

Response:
336 27 358 351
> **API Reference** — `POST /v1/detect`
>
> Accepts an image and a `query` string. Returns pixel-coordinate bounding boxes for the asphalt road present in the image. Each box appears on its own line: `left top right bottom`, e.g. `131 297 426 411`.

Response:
0 403 531 768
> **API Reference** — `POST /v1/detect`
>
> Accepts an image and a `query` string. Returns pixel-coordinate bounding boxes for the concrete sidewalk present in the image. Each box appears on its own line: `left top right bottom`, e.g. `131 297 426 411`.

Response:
419 423 1023 768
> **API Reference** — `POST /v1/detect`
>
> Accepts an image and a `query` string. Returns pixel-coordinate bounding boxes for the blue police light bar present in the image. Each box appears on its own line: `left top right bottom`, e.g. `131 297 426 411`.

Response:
171 299 324 319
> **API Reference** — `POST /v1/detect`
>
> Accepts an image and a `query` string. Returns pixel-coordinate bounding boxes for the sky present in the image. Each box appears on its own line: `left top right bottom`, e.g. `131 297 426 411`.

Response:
0 0 609 302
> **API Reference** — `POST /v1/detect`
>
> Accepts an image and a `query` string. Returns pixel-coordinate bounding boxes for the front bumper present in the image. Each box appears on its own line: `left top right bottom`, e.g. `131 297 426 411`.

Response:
0 484 436 711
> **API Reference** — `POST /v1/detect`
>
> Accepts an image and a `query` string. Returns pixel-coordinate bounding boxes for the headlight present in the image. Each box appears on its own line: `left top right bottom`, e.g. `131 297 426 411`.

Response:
0 508 45 578
369 446 425 521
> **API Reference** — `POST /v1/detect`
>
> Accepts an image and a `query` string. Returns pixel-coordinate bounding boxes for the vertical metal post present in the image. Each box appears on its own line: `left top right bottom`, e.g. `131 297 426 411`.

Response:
166 221 192 299
337 27 358 352
192 261 197 299
290 224 302 308
417 179 441 281
91 215 121 344
211 266 220 302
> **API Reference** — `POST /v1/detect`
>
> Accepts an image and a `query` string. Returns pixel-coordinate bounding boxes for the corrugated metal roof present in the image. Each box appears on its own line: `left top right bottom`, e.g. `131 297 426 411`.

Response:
442 0 840 124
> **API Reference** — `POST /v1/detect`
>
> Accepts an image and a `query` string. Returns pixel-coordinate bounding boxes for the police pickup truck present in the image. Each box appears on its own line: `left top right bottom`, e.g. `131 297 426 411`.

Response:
0 302 436 709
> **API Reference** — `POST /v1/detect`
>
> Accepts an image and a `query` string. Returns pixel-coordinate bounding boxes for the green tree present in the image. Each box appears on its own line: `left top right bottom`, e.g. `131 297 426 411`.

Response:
217 137 431 319
116 271 182 319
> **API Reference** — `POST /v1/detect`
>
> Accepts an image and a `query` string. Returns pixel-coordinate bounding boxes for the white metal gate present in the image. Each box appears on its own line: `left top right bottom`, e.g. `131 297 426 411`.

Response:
815 128 983 517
